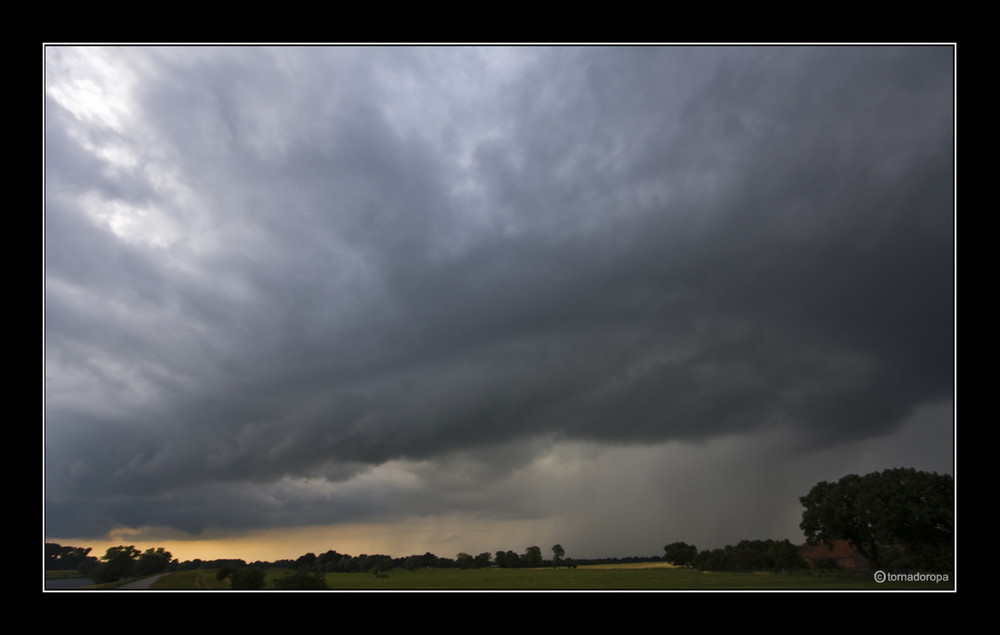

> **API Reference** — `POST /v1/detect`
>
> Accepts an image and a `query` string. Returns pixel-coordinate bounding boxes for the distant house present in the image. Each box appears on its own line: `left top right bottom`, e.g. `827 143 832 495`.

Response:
798 540 869 570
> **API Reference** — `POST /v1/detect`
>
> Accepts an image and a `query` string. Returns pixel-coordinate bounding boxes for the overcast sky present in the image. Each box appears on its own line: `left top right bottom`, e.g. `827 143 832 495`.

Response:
44 45 954 562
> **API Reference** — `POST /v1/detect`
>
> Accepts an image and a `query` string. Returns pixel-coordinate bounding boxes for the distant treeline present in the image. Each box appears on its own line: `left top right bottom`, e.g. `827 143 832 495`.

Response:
186 546 577 573
663 539 807 572
178 547 676 573
48 542 671 577
49 540 807 578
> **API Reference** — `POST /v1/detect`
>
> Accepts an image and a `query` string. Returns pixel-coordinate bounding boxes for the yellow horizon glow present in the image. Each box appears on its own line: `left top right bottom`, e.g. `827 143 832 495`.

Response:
46 516 560 564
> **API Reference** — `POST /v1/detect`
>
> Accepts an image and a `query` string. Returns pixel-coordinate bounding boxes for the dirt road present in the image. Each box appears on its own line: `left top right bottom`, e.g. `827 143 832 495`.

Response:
117 574 166 589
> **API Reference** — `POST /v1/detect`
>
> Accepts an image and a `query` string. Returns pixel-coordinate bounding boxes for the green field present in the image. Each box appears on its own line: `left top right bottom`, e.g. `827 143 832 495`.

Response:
45 570 86 581
148 564 953 591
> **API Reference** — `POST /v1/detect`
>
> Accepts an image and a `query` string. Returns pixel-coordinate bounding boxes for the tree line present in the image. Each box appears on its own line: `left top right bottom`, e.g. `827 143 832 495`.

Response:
47 467 954 587
45 542 577 589
268 543 574 574
663 539 807 572
46 543 174 583
662 467 953 575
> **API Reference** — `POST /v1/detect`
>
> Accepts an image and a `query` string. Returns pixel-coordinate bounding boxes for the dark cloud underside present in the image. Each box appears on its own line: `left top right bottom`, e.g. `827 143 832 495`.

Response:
45 46 953 541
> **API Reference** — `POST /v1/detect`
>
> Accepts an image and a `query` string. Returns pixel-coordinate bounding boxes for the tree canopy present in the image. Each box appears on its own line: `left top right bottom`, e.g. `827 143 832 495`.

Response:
274 569 329 590
134 547 172 577
690 539 805 572
663 542 697 568
45 543 96 572
230 568 266 590
91 545 141 583
799 467 953 572
522 546 542 567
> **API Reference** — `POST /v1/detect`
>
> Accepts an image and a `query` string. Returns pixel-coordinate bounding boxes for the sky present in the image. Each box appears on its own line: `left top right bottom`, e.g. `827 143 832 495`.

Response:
44 45 955 564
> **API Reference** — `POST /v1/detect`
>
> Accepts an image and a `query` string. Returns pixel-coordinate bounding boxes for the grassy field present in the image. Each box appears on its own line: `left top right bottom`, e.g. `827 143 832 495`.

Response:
45 570 85 580
149 569 231 590
147 564 953 591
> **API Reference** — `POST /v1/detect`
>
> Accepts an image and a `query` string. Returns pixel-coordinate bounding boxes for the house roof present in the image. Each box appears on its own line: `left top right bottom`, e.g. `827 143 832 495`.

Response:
798 539 870 569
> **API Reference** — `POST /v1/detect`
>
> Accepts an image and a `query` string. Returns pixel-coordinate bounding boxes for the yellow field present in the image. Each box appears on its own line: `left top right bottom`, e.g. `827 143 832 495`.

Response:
577 562 679 570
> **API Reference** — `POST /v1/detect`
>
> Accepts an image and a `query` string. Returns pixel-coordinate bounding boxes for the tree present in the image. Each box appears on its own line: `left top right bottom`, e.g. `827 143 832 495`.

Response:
474 552 493 568
91 545 140 583
495 550 519 568
693 547 727 571
403 552 437 571
46 543 95 572
764 539 808 572
295 552 318 571
317 550 345 572
134 547 172 576
551 544 565 567
800 468 953 572
274 570 328 590
523 546 542 567
663 542 697 568
230 568 266 590
727 539 806 572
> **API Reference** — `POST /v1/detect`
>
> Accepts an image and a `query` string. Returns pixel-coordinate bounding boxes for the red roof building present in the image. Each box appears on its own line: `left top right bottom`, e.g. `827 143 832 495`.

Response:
798 540 870 570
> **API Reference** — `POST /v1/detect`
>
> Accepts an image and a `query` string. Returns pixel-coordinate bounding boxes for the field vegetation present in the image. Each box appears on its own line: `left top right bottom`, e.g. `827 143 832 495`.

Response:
144 563 949 591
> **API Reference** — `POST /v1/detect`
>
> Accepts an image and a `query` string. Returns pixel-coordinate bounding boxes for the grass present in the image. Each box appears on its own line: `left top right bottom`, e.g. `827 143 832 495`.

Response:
45 570 86 580
148 564 954 591
150 569 231 590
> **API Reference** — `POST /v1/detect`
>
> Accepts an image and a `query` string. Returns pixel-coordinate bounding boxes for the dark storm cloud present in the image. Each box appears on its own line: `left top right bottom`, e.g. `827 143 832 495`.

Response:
45 46 953 539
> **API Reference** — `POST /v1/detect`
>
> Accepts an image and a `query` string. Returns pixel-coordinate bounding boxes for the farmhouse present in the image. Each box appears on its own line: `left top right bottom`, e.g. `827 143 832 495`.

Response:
798 540 869 570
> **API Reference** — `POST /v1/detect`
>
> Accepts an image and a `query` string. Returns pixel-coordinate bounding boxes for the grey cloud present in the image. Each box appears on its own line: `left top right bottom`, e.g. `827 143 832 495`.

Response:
45 45 953 541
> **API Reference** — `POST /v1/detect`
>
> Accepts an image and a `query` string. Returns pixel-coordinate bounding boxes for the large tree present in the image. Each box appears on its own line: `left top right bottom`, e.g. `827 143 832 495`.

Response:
523 546 542 567
134 547 172 576
551 544 565 566
45 543 95 571
495 550 519 568
663 542 697 568
91 545 141 583
799 468 953 572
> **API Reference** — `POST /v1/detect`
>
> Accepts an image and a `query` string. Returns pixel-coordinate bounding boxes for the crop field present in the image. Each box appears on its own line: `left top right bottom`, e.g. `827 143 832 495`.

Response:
148 564 953 591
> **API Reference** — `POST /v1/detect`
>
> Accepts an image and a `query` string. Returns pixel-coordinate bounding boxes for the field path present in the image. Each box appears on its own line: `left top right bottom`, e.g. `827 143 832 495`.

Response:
118 574 166 589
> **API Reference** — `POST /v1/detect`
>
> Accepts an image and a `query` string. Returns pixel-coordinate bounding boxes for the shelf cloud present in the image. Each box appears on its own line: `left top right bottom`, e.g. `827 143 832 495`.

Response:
45 45 954 559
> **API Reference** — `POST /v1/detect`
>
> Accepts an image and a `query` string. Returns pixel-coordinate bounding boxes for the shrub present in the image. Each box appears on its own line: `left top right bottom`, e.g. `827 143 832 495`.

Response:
230 568 267 590
273 570 328 590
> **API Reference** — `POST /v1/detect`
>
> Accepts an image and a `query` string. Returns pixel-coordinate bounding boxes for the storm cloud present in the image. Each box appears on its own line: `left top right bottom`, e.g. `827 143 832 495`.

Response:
45 46 953 556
